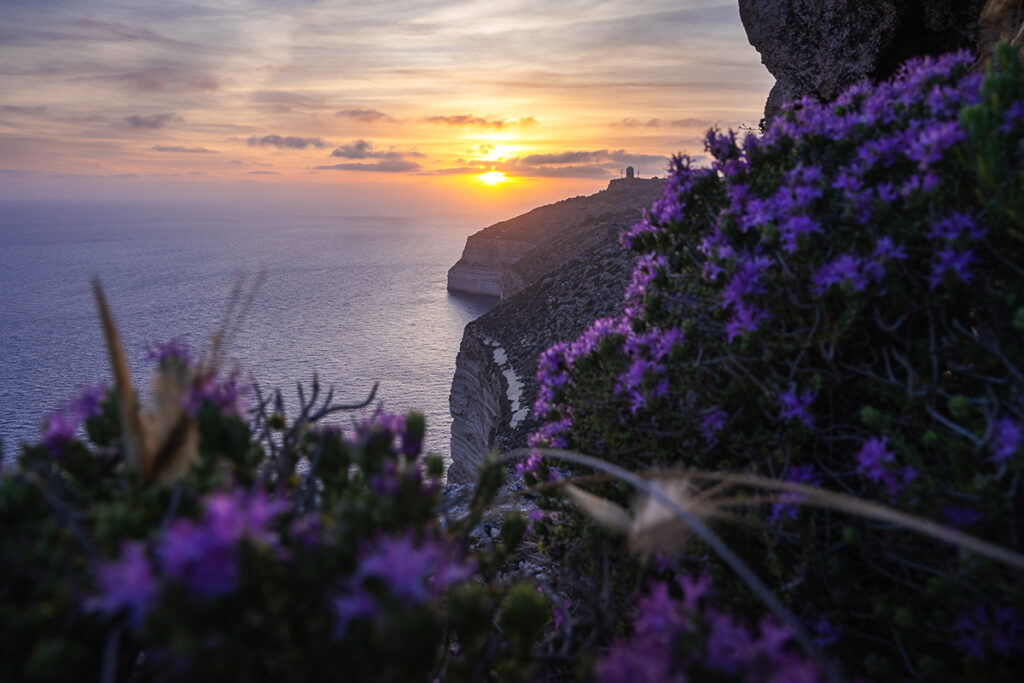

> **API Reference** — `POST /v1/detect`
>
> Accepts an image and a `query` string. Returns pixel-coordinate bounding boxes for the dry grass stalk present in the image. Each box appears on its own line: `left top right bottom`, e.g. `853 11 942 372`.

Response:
91 274 261 486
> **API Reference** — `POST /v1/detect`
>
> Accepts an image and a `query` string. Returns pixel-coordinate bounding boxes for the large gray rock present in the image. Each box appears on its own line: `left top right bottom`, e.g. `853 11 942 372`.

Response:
739 0 985 121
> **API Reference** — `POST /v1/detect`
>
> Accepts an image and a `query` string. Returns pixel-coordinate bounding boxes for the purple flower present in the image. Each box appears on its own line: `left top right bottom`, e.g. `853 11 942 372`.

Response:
778 388 816 429
855 436 909 493
768 464 823 524
157 488 287 597
529 417 572 449
811 618 841 647
954 605 1024 660
343 533 474 626
725 304 770 342
41 409 77 454
516 451 542 477
331 590 378 639
722 254 772 308
812 254 867 295
942 505 983 529
159 518 239 597
906 121 964 168
526 507 545 535
701 408 728 444
146 338 193 366
1000 100 1024 134
187 372 248 416
928 249 975 289
779 214 820 253
989 417 1022 464
930 212 981 241
289 514 323 550
620 217 662 250
71 383 107 422
87 542 158 629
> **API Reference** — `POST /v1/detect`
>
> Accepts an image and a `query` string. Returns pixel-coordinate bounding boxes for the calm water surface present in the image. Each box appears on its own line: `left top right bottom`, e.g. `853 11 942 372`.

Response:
0 201 496 464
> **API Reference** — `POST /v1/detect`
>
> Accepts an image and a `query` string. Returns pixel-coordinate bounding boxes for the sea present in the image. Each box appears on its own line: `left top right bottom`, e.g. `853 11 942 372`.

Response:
0 201 497 466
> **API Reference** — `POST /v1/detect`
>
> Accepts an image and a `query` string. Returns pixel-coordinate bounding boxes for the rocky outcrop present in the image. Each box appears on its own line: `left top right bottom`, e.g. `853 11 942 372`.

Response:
448 218 640 482
739 0 985 121
447 177 663 299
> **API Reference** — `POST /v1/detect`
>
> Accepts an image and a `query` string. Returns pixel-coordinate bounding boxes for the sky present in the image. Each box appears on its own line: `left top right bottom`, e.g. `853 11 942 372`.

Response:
0 0 774 217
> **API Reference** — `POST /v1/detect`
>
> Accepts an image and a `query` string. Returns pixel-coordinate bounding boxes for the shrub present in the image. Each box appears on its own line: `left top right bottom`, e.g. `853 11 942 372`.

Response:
0 331 546 682
529 45 1024 680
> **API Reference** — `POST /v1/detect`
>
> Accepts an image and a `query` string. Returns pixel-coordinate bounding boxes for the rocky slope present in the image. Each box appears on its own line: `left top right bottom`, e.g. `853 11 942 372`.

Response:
447 177 663 299
448 219 640 482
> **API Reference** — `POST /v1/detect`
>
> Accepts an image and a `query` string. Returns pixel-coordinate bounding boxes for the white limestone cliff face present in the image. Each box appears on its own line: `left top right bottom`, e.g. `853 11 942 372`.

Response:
448 326 504 483
446 237 535 297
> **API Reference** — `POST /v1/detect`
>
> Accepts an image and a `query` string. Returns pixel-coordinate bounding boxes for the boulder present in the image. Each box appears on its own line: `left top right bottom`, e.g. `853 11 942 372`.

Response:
738 0 986 121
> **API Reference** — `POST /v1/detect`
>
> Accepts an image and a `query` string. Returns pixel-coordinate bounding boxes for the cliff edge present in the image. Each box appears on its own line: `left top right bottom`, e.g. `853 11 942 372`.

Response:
447 177 663 299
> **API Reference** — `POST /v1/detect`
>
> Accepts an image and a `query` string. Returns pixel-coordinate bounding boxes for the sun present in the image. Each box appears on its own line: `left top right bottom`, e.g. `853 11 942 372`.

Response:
478 171 507 186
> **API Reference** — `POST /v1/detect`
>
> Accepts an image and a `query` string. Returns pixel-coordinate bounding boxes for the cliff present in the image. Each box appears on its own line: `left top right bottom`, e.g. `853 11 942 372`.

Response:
447 177 663 299
448 221 638 482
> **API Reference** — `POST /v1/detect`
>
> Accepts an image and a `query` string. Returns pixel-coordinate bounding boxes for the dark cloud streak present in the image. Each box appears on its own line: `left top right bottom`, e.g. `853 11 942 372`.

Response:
422 114 537 128
247 134 330 150
315 160 422 173
335 108 395 123
151 145 218 153
125 113 184 129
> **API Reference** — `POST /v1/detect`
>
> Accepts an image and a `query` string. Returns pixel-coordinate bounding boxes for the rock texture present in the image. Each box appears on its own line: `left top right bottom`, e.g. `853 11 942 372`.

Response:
739 0 986 121
447 177 664 300
448 218 641 482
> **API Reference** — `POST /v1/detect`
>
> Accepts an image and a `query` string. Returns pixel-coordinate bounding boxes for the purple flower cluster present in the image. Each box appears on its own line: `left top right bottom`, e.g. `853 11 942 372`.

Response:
86 541 158 629
596 576 826 682
615 327 684 414
331 534 474 638
768 464 823 525
186 371 249 417
158 487 288 596
989 416 1022 464
954 605 1024 660
778 388 816 429
40 383 108 454
88 487 289 627
146 338 193 367
854 436 916 494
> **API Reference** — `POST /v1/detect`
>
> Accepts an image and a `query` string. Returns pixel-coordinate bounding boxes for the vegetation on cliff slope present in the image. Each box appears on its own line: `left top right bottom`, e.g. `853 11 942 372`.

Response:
527 45 1024 680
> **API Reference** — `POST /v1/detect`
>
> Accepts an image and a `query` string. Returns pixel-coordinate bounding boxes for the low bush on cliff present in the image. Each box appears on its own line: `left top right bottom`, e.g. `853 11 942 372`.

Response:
0 293 547 682
527 45 1024 679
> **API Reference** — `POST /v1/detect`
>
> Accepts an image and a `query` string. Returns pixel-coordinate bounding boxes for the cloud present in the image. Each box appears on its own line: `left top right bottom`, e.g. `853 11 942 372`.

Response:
315 159 422 173
422 114 537 128
336 108 395 123
1 105 46 116
518 149 667 167
251 91 331 113
247 134 330 150
428 148 668 179
614 117 718 129
106 66 220 93
151 145 218 153
125 113 184 129
247 171 280 175
330 139 423 160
